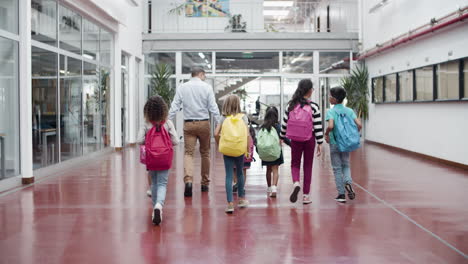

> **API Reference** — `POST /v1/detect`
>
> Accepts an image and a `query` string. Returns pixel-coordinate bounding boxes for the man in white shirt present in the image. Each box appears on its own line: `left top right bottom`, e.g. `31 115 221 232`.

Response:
168 68 221 197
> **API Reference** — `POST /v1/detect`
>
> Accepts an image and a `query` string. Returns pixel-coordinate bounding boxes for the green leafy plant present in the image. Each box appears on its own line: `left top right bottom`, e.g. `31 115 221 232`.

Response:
150 63 175 106
233 88 248 111
341 65 369 120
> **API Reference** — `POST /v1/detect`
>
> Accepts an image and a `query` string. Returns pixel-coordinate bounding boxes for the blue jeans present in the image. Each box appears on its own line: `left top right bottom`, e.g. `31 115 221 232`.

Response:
330 144 352 195
150 170 169 207
223 155 245 203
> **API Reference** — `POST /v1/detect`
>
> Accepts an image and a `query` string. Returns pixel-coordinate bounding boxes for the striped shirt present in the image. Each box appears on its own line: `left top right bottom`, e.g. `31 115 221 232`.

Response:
280 102 324 144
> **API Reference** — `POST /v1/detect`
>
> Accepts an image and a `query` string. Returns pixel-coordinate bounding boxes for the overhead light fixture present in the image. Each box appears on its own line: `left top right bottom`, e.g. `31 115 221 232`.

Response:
264 1 293 7
198 52 205 59
369 0 389 14
264 10 289 16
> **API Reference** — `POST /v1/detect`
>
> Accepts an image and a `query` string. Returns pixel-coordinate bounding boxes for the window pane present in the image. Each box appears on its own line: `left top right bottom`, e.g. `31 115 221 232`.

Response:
415 66 433 101
59 56 82 161
83 62 100 153
216 52 279 74
437 60 459 100
385 74 397 102
32 46 58 169
0 37 20 177
182 52 213 74
59 5 81 54
319 52 350 74
100 29 112 66
214 77 281 125
373 77 383 103
465 58 468 99
145 53 176 75
100 67 111 147
282 52 313 73
398 71 413 101
83 19 99 61
0 0 18 34
32 0 57 46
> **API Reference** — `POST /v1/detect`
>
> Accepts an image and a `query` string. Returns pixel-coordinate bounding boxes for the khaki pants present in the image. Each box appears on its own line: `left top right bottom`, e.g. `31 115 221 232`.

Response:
183 120 211 185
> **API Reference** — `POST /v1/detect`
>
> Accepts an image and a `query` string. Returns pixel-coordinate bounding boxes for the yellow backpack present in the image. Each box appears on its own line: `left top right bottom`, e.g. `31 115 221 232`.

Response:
219 114 248 157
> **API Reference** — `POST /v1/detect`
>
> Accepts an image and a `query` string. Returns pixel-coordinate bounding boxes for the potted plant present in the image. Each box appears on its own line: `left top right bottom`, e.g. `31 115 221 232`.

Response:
225 14 246 32
340 65 369 120
150 63 176 106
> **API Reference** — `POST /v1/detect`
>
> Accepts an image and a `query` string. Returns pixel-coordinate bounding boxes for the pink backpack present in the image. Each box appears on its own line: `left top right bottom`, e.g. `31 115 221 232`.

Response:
145 122 173 171
286 103 313 142
244 134 254 163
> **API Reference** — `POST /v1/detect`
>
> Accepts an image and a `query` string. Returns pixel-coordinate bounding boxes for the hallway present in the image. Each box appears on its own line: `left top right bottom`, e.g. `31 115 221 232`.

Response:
0 143 467 263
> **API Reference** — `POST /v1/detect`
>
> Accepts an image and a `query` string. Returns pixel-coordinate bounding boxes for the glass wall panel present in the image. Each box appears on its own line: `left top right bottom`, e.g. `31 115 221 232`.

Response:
437 60 459 100
0 0 18 34
214 77 280 127
59 56 82 161
83 62 100 153
32 46 58 169
100 67 111 147
31 0 57 46
83 19 99 61
182 52 213 74
318 77 341 110
372 77 383 103
0 37 20 178
415 66 433 101
384 74 397 102
145 53 176 74
282 52 313 73
59 5 81 54
319 52 350 74
100 29 112 66
216 52 279 74
465 58 468 99
398 71 413 101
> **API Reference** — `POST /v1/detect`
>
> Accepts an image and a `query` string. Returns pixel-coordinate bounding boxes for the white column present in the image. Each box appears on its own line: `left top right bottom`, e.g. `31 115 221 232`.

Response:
138 58 145 131
127 55 137 143
112 31 122 148
19 0 33 180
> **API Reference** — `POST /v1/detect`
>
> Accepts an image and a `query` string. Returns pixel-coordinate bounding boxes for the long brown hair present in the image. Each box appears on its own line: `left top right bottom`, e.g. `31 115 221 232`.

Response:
288 79 313 112
222 95 241 116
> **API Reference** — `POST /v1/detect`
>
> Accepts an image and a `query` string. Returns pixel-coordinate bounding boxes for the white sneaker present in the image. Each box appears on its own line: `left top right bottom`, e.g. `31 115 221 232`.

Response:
146 189 152 197
152 203 162 225
238 199 250 208
267 186 272 194
303 195 312 204
270 185 277 197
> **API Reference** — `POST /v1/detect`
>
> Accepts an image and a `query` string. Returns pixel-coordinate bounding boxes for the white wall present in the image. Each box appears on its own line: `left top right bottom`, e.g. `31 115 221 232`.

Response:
362 0 468 50
151 0 264 33
362 0 468 165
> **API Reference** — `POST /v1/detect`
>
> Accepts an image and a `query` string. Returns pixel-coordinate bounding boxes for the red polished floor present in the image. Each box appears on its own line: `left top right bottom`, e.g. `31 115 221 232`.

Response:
0 143 467 263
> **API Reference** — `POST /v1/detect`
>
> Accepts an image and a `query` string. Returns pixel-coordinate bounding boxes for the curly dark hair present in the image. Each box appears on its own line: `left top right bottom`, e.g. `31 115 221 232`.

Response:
144 96 168 124
287 79 313 112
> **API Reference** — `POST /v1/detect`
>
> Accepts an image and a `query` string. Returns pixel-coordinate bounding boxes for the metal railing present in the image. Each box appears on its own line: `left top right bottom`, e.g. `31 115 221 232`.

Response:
145 1 358 34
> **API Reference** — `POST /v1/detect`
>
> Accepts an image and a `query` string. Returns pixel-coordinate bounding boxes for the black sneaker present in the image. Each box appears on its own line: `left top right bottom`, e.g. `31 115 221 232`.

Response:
201 185 209 192
232 184 238 193
184 183 192 197
152 204 162 225
345 183 356 200
289 184 301 203
335 194 346 203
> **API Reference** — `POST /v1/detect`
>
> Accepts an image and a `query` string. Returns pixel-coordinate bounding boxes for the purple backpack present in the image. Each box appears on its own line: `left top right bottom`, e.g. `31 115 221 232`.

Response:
286 103 313 142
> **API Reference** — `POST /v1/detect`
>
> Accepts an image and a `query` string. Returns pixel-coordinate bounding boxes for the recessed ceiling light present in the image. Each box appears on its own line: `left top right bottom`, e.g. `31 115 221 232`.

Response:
264 10 289 16
264 1 293 7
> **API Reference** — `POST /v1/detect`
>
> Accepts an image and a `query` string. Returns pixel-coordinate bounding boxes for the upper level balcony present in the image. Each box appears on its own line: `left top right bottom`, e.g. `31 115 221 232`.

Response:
143 0 358 34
